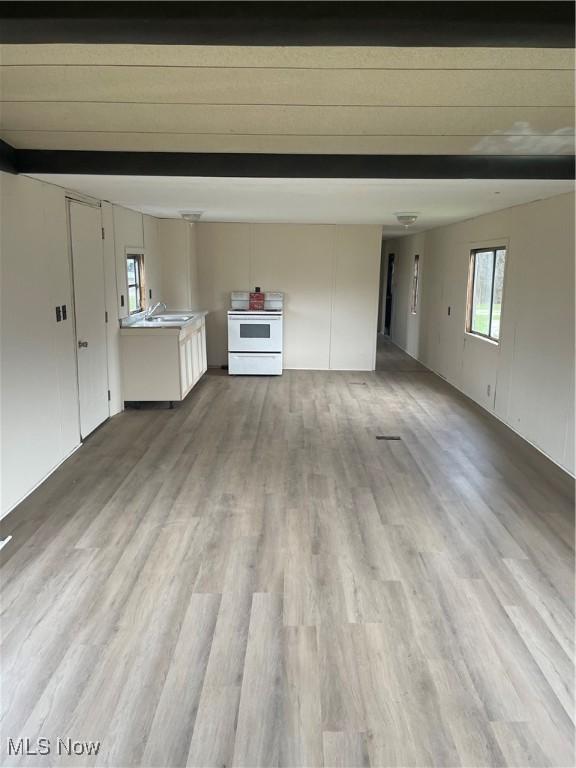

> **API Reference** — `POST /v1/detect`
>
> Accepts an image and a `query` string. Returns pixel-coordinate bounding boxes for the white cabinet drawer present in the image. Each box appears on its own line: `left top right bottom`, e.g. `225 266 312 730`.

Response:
228 353 282 376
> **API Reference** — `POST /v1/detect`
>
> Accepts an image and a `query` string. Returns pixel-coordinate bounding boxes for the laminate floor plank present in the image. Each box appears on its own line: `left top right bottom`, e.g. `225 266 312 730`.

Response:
232 593 284 767
504 604 574 722
323 731 370 768
186 684 241 768
1 338 573 767
141 593 221 767
281 625 323 768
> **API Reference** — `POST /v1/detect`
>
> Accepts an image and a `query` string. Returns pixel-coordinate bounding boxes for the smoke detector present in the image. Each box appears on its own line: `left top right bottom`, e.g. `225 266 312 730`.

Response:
395 213 419 228
180 211 204 222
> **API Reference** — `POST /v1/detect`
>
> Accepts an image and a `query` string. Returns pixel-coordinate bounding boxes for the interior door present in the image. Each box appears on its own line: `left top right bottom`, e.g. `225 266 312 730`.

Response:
69 201 109 438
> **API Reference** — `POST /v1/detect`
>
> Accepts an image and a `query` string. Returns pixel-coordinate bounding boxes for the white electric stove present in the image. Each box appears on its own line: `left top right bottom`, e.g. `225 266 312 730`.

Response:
227 292 284 375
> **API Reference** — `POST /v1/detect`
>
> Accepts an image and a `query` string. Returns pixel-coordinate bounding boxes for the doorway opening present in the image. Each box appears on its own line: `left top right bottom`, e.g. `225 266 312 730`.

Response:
376 250 400 371
383 253 395 336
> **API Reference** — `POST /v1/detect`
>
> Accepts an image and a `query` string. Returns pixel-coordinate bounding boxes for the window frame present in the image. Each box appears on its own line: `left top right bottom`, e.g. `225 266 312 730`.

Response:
466 246 506 343
410 254 420 315
126 251 146 315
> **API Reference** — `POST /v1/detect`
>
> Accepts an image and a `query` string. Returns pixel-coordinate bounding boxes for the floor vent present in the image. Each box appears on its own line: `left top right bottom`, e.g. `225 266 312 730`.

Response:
376 435 401 441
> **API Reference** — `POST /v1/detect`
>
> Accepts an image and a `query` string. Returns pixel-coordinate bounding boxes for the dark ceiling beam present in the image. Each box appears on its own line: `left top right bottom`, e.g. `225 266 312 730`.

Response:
0 140 17 174
0 1 573 47
13 150 575 180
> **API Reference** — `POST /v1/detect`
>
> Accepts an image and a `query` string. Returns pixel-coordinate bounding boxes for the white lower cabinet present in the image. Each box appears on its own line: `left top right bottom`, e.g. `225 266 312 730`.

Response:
179 321 208 396
120 315 207 403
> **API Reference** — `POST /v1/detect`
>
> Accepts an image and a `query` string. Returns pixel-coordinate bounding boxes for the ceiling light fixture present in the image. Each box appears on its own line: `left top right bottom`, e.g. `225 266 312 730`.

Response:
180 211 204 222
395 212 419 228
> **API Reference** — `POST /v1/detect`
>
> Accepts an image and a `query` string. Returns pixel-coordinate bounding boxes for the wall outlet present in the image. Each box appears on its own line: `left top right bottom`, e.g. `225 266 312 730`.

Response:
487 384 491 397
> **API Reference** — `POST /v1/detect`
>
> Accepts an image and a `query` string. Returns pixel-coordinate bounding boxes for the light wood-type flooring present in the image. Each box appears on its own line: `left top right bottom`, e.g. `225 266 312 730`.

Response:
1 337 574 767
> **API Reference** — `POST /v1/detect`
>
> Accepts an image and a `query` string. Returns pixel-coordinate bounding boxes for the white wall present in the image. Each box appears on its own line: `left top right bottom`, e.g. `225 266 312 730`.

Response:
330 226 383 370
196 223 251 368
385 192 575 475
196 222 382 370
158 219 200 310
112 204 144 319
1 174 80 514
143 215 162 306
0 171 174 517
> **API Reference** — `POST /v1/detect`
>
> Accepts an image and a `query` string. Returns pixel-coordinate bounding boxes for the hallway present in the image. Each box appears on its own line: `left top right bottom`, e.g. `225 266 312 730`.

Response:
376 334 427 372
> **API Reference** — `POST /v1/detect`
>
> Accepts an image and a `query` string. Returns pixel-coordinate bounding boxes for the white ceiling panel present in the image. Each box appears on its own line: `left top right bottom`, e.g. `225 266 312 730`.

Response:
26 174 574 234
2 102 572 136
1 44 573 70
1 43 572 155
3 66 572 107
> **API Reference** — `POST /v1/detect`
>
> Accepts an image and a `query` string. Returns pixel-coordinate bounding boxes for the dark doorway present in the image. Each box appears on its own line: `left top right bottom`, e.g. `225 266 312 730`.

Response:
384 253 395 335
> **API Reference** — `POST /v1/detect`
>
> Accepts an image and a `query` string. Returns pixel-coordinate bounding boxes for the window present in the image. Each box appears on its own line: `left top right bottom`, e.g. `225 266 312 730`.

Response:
126 253 145 314
410 254 420 314
467 247 506 342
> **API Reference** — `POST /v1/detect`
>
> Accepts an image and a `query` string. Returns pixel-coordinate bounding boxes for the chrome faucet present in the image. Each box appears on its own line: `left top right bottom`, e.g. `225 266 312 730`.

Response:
145 301 167 319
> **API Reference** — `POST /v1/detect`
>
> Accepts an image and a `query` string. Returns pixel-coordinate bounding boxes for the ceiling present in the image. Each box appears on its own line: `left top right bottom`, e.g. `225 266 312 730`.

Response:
1 44 574 155
4 35 574 230
27 174 574 235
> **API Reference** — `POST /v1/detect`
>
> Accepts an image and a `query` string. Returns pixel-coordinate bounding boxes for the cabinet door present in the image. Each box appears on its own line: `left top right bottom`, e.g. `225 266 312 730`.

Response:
179 325 206 398
179 337 189 395
191 330 201 384
186 336 194 386
200 321 208 374
179 341 186 394
179 334 196 396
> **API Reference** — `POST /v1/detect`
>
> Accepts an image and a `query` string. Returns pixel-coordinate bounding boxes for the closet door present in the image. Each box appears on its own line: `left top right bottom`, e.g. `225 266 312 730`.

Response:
69 201 109 438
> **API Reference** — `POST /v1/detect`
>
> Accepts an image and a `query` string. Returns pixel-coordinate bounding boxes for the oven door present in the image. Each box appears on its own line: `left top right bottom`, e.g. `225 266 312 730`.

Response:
228 313 282 353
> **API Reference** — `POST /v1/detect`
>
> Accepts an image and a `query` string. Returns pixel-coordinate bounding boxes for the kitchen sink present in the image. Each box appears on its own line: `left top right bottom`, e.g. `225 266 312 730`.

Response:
146 314 194 323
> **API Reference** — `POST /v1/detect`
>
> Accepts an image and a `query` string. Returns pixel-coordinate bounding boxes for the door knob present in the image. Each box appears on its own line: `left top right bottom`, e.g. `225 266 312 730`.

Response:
78 340 88 348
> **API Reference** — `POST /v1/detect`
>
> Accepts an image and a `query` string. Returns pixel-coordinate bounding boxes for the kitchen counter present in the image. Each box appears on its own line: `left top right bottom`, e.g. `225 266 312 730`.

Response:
120 309 208 331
